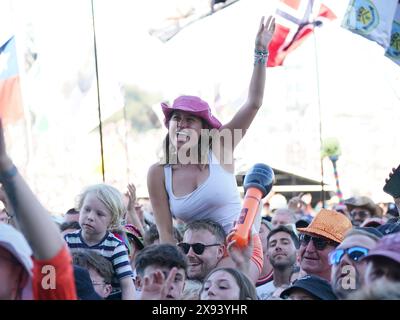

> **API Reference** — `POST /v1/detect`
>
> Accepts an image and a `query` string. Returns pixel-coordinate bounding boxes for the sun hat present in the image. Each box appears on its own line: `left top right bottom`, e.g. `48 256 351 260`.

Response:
0 224 33 299
362 232 400 264
161 95 222 129
344 196 382 217
297 209 352 243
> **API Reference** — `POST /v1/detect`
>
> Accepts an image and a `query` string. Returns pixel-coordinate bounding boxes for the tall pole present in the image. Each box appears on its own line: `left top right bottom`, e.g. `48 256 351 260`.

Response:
91 0 105 182
311 19 325 208
330 155 343 204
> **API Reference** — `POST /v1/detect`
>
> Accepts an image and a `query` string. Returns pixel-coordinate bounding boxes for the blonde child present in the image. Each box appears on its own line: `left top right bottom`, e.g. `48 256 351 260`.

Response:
64 184 136 300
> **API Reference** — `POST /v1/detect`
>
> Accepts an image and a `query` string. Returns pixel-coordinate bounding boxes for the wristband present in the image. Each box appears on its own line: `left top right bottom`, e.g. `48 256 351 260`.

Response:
0 165 18 183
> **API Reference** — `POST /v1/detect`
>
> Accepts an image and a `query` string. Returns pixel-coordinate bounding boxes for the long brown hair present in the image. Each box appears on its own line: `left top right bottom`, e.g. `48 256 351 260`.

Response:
160 119 212 168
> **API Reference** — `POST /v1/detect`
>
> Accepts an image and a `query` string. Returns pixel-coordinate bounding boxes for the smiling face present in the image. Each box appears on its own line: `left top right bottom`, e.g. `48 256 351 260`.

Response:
182 229 224 281
299 234 337 281
168 110 203 151
79 192 113 242
200 270 241 300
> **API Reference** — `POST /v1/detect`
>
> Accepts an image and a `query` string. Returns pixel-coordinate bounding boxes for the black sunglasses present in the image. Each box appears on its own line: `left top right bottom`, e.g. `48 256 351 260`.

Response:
177 242 221 255
350 210 370 219
299 234 338 250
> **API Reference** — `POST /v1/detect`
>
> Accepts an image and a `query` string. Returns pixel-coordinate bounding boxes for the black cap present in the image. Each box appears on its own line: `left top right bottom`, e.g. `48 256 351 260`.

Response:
387 203 399 217
73 265 102 300
377 221 400 235
355 227 384 238
280 275 337 300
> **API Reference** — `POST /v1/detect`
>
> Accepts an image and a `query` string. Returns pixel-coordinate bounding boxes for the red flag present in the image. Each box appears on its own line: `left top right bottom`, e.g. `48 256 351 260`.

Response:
0 36 24 124
267 0 336 67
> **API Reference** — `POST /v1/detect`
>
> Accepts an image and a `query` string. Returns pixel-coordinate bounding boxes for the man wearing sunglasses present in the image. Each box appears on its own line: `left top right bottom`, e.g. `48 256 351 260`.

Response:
179 219 226 282
329 227 382 299
297 209 352 281
344 196 382 227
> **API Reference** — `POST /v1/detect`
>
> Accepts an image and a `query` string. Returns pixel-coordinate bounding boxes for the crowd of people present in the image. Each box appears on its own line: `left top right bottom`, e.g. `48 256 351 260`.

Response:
1 15 400 301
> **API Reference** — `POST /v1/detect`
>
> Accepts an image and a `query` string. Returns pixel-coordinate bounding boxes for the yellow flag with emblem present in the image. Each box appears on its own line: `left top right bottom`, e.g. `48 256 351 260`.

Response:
341 0 398 49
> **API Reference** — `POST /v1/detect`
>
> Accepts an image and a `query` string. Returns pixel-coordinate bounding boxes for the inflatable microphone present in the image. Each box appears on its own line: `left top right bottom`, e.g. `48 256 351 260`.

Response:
228 163 274 248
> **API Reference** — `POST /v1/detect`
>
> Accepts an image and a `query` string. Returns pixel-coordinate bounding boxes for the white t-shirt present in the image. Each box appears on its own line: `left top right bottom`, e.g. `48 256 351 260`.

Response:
256 281 277 300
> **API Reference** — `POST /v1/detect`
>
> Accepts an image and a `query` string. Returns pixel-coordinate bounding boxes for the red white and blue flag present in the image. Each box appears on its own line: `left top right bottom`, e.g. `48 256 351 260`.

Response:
268 0 336 67
0 36 24 124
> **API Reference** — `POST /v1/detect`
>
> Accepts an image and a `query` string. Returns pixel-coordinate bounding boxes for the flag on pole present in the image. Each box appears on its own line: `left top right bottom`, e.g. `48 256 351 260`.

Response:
267 0 337 67
0 36 24 125
385 2 400 66
341 0 398 49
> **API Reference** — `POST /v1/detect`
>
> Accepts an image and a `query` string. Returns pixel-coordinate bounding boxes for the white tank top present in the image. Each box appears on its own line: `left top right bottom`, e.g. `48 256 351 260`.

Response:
164 151 241 234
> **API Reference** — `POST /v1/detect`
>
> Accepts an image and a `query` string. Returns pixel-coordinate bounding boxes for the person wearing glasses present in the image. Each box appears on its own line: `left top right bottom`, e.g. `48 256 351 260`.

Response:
179 219 226 282
72 250 114 299
329 227 382 299
343 196 382 227
297 209 352 282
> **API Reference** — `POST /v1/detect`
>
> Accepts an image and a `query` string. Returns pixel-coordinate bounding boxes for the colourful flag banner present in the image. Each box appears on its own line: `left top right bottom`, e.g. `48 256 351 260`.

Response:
385 3 400 66
342 0 398 49
0 36 24 124
267 0 336 67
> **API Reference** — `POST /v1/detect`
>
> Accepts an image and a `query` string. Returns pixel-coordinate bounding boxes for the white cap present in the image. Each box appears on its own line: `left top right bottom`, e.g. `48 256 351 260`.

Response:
269 193 288 211
0 224 33 299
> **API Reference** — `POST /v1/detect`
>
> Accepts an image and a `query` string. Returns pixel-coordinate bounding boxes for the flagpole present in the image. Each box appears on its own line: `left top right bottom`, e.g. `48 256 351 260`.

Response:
310 3 326 209
90 0 106 182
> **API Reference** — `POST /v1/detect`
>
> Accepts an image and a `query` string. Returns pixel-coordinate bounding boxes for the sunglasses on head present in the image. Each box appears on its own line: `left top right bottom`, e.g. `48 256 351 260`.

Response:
329 246 369 265
177 242 221 255
299 234 338 250
350 210 370 219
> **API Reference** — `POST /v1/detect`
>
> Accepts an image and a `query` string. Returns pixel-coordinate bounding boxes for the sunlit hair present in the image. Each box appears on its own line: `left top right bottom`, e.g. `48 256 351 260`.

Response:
200 267 258 300
76 184 125 230
184 219 226 244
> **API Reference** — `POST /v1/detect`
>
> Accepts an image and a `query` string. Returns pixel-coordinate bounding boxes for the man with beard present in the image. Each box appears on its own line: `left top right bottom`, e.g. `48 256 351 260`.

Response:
329 227 382 299
344 196 381 227
257 225 299 300
179 219 226 282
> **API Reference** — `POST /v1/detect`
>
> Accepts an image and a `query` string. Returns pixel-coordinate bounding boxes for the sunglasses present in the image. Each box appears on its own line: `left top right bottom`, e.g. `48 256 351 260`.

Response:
177 242 221 255
299 234 338 250
350 210 370 219
329 246 369 265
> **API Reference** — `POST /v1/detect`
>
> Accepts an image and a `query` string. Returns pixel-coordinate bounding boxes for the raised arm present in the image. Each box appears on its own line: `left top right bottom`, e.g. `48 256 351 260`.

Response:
125 183 145 235
221 16 275 150
147 164 176 244
0 120 64 260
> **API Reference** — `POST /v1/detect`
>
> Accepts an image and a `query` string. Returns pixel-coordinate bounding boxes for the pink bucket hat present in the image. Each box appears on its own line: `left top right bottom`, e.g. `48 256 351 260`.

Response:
161 95 222 129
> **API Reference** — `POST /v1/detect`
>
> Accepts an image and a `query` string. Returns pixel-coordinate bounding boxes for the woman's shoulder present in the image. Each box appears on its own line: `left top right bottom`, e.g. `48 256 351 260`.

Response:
147 163 166 184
